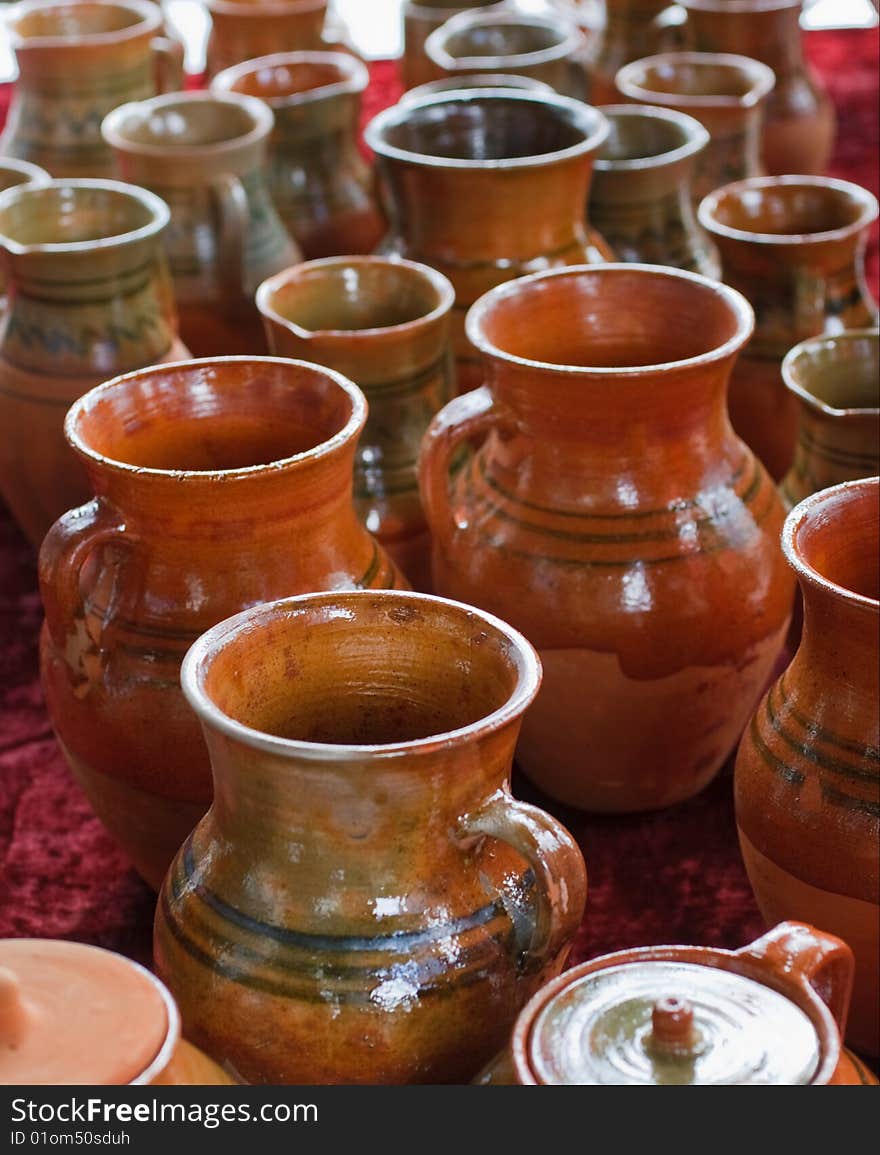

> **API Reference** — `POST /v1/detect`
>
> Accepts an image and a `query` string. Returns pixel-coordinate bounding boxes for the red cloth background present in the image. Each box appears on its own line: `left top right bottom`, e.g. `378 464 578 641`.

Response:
0 29 878 1070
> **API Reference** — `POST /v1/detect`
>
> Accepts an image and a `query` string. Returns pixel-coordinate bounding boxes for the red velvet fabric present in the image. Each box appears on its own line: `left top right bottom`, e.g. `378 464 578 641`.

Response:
0 30 877 1066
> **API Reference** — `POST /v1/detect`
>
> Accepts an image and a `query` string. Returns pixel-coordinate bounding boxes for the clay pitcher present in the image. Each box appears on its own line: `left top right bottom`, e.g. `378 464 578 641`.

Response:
400 0 510 92
102 91 301 359
364 89 611 392
203 0 328 78
154 589 587 1084
257 256 455 591
38 357 406 891
735 477 880 1057
0 179 189 548
0 158 50 300
420 264 795 813
699 176 879 482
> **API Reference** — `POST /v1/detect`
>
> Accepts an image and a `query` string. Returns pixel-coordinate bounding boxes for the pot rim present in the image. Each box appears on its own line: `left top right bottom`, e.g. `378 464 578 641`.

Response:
211 49 369 107
0 156 52 188
64 355 367 481
0 178 169 255
101 90 274 158
129 961 182 1085
593 104 710 172
425 10 583 72
405 0 508 18
781 329 880 418
615 51 776 110
180 590 543 762
364 88 608 171
5 0 161 48
466 263 754 377
401 72 555 103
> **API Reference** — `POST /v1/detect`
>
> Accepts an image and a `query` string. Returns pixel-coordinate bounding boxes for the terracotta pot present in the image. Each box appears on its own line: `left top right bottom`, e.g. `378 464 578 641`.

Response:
257 256 455 591
680 0 835 176
0 158 50 299
424 11 588 99
38 357 405 891
210 51 384 260
0 179 189 548
475 922 876 1084
699 176 879 482
589 104 718 276
780 330 879 511
154 589 586 1085
401 73 555 103
204 0 328 78
400 0 510 92
0 938 232 1085
420 264 794 813
365 90 611 392
735 478 880 1057
615 51 775 206
0 0 183 179
102 91 301 359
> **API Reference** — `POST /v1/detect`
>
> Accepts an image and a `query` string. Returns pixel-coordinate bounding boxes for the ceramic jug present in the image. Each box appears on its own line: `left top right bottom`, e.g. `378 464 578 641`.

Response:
615 51 775 205
0 0 183 179
420 264 794 813
203 0 328 78
38 357 405 891
589 104 718 276
257 256 455 591
210 51 384 260
679 0 835 175
400 0 510 91
0 158 49 299
779 330 879 510
402 73 555 102
0 938 233 1085
699 176 879 482
364 89 611 392
0 179 189 548
154 589 587 1085
735 478 880 1057
475 922 877 1085
102 91 301 359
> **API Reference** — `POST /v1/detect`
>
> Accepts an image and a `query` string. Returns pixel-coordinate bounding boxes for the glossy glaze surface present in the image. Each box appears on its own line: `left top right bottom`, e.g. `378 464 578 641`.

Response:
204 0 328 78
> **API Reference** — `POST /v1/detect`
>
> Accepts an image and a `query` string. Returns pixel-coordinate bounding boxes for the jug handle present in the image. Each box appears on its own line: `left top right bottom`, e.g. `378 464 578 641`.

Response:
457 789 587 976
210 173 249 310
39 500 130 652
152 36 186 94
735 921 854 1034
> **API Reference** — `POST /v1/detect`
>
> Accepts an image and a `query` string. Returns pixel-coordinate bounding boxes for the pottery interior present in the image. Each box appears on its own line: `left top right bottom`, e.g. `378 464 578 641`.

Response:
787 481 879 605
0 181 159 247
617 52 773 106
104 93 265 150
783 329 880 417
701 178 878 241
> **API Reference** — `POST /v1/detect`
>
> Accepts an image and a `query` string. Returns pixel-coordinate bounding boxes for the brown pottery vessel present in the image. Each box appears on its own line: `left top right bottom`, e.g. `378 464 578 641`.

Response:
699 176 879 482
0 178 189 548
735 477 880 1057
401 73 554 102
154 590 587 1085
203 0 328 78
420 264 794 813
400 0 510 92
38 357 405 891
0 158 50 298
257 256 455 591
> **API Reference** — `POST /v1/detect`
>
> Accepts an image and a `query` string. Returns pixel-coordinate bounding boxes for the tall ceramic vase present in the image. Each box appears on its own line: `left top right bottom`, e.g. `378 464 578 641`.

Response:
735 477 880 1057
420 264 795 813
400 0 510 91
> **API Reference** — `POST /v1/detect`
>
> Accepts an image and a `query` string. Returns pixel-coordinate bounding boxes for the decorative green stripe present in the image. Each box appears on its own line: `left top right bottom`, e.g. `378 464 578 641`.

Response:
796 427 878 470
14 275 156 307
780 672 880 762
18 258 158 290
819 781 880 818
765 680 880 783
361 355 447 395
749 711 807 787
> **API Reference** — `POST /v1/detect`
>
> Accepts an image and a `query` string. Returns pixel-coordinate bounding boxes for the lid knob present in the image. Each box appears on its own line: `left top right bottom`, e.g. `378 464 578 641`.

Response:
0 967 29 1048
648 995 697 1056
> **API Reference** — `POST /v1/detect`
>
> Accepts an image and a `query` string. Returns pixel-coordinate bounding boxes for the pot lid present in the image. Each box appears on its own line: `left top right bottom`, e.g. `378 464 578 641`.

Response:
0 939 170 1085
527 960 820 1085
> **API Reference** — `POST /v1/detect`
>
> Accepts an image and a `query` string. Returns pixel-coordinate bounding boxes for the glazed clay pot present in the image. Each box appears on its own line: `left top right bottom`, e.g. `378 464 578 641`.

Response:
154 589 587 1085
476 922 877 1085
203 0 328 78
780 330 879 511
400 0 510 92
257 256 455 591
615 51 775 205
699 176 879 482
735 478 880 1057
401 73 555 103
680 0 835 176
420 264 794 813
365 90 611 392
211 52 384 260
0 158 50 298
0 939 233 1085
589 104 718 277
0 0 183 179
102 91 301 359
0 179 189 548
39 357 405 891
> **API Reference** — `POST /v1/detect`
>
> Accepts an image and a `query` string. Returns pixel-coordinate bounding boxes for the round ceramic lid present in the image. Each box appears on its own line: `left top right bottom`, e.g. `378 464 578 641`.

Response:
527 961 821 1085
0 939 170 1085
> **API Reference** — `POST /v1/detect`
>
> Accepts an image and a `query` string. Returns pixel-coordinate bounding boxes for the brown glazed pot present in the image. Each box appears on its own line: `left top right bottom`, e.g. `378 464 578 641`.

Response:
203 0 328 78
779 330 879 511
0 939 233 1085
210 51 384 259
615 51 775 205
420 264 794 813
257 256 455 591
154 589 587 1085
365 90 611 392
680 0 835 176
735 478 880 1057
475 922 877 1085
401 73 555 102
0 179 189 549
400 0 510 92
699 176 879 482
38 357 405 891
0 158 50 298
589 104 718 276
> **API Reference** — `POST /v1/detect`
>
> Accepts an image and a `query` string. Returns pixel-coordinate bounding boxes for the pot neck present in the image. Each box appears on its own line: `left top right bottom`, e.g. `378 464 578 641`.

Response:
686 2 805 75
794 578 879 709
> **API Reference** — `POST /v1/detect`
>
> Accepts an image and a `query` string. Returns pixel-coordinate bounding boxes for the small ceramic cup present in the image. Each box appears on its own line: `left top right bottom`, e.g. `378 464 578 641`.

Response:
401 72 554 103
203 0 328 78
400 0 510 91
